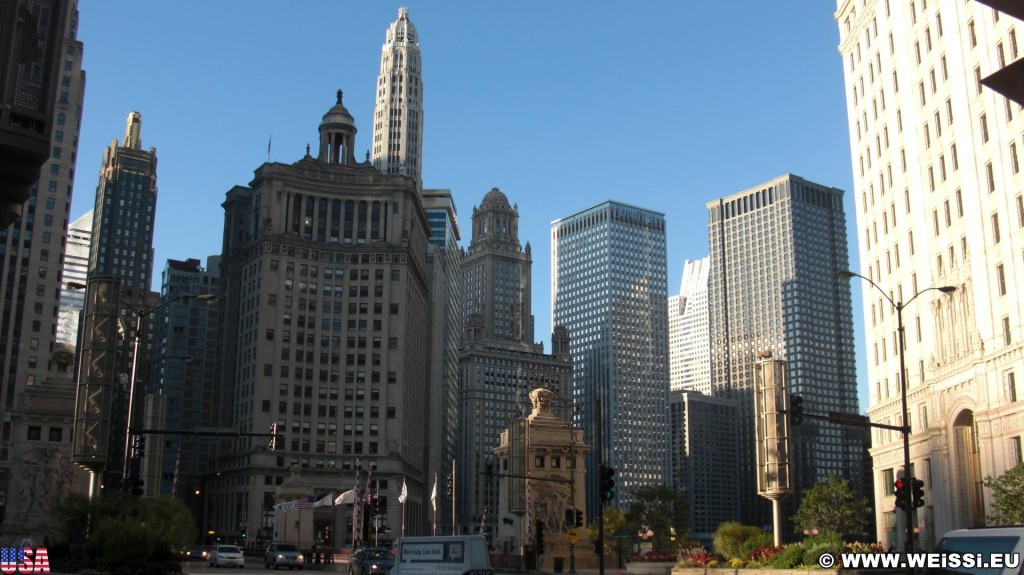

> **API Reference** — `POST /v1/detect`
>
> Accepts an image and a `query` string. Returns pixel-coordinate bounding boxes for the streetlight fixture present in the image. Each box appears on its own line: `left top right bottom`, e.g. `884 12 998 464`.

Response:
838 270 955 552
67 281 216 490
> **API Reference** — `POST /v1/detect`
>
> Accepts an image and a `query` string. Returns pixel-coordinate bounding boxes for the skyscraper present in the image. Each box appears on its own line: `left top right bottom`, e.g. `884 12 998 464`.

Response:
836 0 1024 548
422 188 462 532
57 209 93 346
551 201 670 514
670 389 738 542
706 174 864 533
668 257 711 394
83 111 160 489
0 0 86 540
371 8 424 186
210 90 433 544
459 188 572 537
148 257 219 501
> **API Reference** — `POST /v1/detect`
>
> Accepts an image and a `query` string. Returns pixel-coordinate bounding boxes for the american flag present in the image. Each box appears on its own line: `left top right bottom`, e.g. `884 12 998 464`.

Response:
0 547 24 570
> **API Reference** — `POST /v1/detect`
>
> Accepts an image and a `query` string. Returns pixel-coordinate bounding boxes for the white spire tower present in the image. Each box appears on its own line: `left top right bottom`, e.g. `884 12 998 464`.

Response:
372 7 424 187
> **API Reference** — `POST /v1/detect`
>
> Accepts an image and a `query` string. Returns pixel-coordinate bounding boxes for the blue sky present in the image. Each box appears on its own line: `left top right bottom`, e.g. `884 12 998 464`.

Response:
71 1 868 410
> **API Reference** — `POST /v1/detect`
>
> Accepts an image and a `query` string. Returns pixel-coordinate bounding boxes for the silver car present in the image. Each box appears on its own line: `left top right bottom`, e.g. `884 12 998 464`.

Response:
265 542 305 570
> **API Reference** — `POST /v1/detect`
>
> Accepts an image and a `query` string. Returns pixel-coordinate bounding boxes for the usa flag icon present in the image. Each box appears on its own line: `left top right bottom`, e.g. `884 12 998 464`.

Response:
0 547 23 573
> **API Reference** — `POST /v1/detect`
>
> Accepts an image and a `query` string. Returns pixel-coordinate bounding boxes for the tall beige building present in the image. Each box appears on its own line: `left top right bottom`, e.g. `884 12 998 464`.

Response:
836 0 1024 549
371 8 424 187
210 90 433 545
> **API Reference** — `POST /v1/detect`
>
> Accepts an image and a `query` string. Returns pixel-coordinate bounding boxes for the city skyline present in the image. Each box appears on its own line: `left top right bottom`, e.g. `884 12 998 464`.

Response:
67 1 871 409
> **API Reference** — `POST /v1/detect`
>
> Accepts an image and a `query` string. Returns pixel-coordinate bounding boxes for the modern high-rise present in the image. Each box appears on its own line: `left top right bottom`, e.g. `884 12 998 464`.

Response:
371 8 424 186
459 188 572 536
57 209 93 346
836 0 1024 548
551 201 670 515
83 110 160 488
0 0 86 541
210 89 433 545
147 257 219 503
707 174 864 533
668 257 711 394
422 188 462 532
670 390 739 542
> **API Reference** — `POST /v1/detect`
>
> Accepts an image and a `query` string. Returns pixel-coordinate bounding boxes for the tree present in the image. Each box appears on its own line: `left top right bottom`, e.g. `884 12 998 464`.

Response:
792 473 870 536
624 485 688 553
586 506 630 560
984 463 1024 525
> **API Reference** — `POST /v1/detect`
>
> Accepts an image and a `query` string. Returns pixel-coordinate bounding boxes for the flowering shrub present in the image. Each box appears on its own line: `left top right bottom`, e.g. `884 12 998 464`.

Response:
747 545 785 563
678 551 721 567
846 541 885 554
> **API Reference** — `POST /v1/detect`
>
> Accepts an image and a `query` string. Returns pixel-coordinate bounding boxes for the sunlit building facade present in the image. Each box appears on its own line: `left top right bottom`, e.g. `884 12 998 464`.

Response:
371 8 424 186
836 0 1024 549
668 257 711 394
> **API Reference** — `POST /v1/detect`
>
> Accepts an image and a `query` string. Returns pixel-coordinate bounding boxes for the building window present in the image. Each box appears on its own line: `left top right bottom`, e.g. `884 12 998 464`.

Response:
1008 372 1019 402
27 426 41 441
48 428 63 442
534 456 545 468
997 264 1007 295
1003 317 1012 345
1012 437 1023 466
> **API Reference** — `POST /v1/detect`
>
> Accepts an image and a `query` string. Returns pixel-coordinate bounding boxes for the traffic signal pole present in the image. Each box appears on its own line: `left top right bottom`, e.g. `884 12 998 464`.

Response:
597 398 605 575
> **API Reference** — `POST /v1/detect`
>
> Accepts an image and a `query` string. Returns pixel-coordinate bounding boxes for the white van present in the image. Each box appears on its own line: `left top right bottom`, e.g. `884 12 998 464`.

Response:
389 535 493 575
929 527 1024 575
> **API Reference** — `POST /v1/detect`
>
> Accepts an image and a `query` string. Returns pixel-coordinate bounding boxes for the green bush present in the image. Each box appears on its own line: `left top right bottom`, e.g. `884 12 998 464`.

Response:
714 522 769 560
804 542 844 568
769 544 804 569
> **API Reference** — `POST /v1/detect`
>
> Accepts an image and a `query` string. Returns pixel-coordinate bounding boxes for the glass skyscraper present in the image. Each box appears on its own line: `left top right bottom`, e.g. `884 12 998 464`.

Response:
551 201 670 514
707 173 865 533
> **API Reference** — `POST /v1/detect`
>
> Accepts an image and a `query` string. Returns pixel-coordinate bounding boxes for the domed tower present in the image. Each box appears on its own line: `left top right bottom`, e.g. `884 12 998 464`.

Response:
318 89 357 165
371 8 424 185
461 188 534 344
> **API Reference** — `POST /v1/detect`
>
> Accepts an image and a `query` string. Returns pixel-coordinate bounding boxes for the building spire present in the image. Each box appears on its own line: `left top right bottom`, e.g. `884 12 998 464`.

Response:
123 111 142 149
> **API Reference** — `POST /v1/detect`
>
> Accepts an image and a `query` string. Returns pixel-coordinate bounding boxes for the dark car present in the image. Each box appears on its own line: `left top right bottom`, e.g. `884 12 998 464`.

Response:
348 547 395 575
182 545 207 561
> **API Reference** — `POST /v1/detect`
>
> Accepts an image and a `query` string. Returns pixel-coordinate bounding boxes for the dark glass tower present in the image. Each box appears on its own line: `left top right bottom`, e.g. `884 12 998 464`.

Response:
706 173 865 533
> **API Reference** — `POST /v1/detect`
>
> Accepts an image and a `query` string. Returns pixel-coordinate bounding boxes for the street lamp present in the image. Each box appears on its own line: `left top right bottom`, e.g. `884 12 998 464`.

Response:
838 270 954 552
67 281 216 490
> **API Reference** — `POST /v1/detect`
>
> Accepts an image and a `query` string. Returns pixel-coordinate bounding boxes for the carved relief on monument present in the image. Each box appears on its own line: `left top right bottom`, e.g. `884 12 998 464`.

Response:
14 446 77 524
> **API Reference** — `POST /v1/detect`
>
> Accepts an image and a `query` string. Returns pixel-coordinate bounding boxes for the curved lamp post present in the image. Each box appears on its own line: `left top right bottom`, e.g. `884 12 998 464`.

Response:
838 270 954 552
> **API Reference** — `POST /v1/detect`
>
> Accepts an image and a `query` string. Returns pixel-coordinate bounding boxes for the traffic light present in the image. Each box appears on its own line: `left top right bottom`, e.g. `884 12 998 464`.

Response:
564 509 573 528
893 478 908 510
575 509 583 527
912 478 925 508
790 394 805 426
535 520 545 554
268 423 277 451
131 478 144 496
446 473 454 499
600 465 616 502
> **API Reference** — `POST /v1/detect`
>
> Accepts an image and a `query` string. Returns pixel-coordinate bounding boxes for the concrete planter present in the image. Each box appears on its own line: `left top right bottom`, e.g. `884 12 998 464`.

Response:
627 561 678 575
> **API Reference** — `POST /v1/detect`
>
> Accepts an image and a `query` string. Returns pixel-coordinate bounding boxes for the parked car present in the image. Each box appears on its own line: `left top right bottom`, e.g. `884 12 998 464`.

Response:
209 544 245 568
928 527 1024 575
182 544 207 561
265 542 305 570
349 547 395 575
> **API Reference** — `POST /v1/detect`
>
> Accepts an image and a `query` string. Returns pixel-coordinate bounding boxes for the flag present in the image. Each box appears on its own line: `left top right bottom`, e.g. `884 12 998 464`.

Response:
334 489 357 506
313 493 333 508
267 134 272 157
0 547 24 570
480 506 487 535
398 477 408 504
430 472 438 512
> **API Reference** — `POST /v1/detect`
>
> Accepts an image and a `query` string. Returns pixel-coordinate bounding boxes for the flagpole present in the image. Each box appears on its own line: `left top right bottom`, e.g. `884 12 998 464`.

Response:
451 458 456 536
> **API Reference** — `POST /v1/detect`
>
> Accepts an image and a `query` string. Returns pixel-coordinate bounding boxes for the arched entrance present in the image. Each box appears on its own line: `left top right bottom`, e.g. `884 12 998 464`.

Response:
952 410 985 527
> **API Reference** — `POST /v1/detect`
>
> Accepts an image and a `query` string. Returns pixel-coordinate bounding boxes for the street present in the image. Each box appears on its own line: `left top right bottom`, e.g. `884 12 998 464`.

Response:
182 559 346 575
